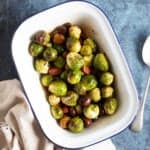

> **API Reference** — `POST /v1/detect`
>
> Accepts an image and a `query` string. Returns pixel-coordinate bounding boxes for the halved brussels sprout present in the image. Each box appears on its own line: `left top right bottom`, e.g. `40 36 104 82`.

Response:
67 70 82 84
83 38 96 51
101 86 114 98
104 98 118 115
69 25 81 39
48 94 60 106
66 52 84 70
83 55 93 66
43 47 58 61
74 83 87 95
48 80 67 96
66 37 81 52
40 74 53 86
34 59 49 74
81 75 98 91
100 72 114 85
29 43 44 57
93 53 109 71
89 88 101 102
83 104 100 119
68 117 84 133
54 56 65 69
61 91 79 106
80 45 92 56
51 105 64 119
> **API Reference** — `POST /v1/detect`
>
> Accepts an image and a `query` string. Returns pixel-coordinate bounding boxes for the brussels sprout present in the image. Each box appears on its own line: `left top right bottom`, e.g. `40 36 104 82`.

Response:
100 72 114 85
83 104 100 119
59 116 71 129
69 25 81 39
75 104 82 114
54 56 65 69
74 83 87 95
61 91 79 106
89 88 101 102
83 55 93 66
80 45 92 56
66 52 84 70
33 31 50 46
101 86 114 98
34 59 49 74
29 43 44 57
40 74 53 86
48 80 67 96
60 71 68 81
43 47 58 61
48 94 60 106
83 38 96 51
81 75 98 91
53 44 65 54
104 98 118 115
93 53 109 71
51 105 64 119
67 70 82 84
68 117 84 133
66 37 81 52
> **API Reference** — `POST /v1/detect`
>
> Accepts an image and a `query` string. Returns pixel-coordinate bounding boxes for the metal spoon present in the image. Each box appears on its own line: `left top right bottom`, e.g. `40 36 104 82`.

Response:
130 36 150 132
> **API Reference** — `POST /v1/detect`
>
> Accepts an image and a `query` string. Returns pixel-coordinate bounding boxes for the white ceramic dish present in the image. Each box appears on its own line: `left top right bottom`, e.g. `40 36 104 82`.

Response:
11 1 138 149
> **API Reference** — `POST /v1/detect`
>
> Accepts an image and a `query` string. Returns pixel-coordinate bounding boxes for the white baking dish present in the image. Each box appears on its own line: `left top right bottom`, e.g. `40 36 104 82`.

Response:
11 1 138 149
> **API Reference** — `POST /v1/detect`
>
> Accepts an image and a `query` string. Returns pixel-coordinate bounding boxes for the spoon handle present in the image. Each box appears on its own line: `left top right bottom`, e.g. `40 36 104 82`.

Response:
130 72 150 132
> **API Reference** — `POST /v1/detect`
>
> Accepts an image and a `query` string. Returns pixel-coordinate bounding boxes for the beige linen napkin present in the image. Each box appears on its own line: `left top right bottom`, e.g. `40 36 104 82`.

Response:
0 79 116 150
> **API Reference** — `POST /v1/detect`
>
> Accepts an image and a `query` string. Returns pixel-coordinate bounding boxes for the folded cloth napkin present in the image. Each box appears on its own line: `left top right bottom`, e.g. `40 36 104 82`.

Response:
0 79 116 150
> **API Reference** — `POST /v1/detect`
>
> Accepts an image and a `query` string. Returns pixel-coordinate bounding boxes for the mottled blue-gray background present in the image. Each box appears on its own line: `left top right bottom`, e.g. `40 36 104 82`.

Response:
0 0 150 149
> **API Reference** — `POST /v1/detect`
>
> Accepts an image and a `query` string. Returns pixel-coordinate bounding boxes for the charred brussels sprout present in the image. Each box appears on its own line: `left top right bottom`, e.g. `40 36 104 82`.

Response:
48 80 67 96
93 53 109 71
29 43 44 57
61 91 79 106
89 88 101 102
66 37 81 52
83 104 100 119
69 25 81 39
104 98 118 115
66 52 84 70
51 105 64 119
34 59 49 74
100 72 114 85
40 74 53 86
43 47 58 61
68 117 84 133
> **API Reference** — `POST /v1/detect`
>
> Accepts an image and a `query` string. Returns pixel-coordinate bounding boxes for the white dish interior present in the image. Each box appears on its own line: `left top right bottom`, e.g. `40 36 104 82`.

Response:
11 1 138 149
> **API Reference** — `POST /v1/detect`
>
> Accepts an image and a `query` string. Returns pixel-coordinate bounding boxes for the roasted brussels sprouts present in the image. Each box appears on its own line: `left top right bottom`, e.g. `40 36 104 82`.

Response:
48 80 67 96
81 75 98 91
80 45 92 56
83 55 93 66
83 104 100 119
89 88 101 102
33 31 50 46
74 83 87 95
43 47 58 61
48 94 60 106
93 53 109 71
60 71 68 81
68 117 84 133
29 43 44 57
104 98 118 115
59 116 71 129
83 38 96 51
40 74 53 86
101 86 114 98
69 25 81 39
51 105 64 119
66 37 81 52
61 91 79 106
54 56 65 69
34 59 49 74
66 52 84 70
100 72 114 85
67 70 82 84
53 44 65 54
